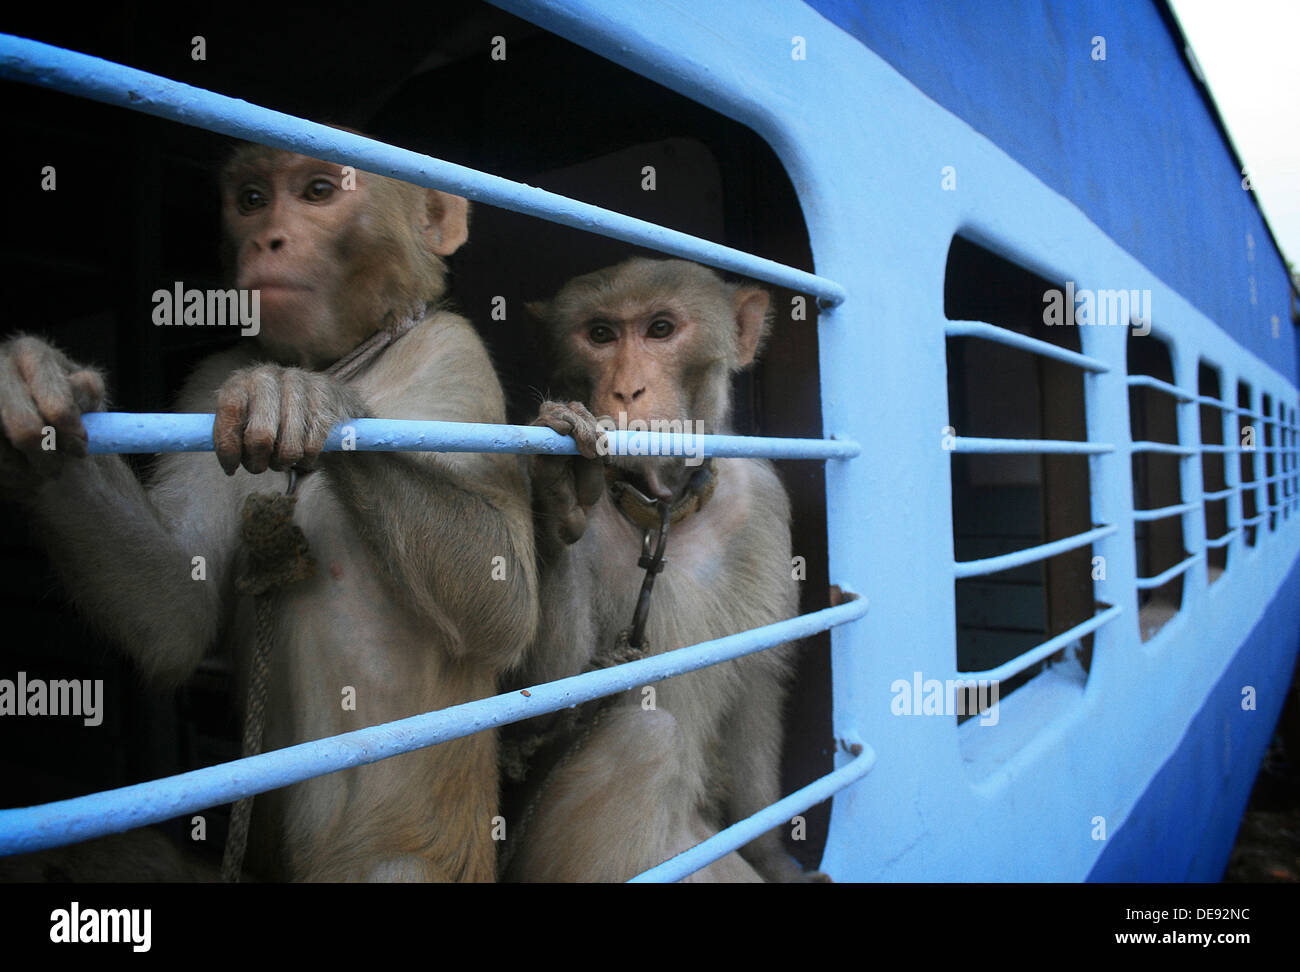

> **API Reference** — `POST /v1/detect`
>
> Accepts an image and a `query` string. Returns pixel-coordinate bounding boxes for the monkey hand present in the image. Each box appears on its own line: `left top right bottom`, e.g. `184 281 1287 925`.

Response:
531 399 608 548
214 365 367 476
0 335 107 491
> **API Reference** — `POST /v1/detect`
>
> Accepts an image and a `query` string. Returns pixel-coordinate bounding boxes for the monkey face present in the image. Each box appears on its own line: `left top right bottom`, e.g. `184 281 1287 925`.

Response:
220 146 468 370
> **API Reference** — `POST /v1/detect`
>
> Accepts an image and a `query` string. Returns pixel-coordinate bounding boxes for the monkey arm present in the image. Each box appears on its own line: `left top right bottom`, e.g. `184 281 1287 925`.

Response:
25 450 237 687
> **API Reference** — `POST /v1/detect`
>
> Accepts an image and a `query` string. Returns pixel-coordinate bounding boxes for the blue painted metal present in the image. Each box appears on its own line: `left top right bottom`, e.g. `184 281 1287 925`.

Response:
0 0 1296 884
491 0 1300 881
951 437 1113 455
962 606 1124 683
629 744 877 883
954 525 1118 579
0 599 869 856
1089 553 1300 880
945 322 1110 372
1128 374 1195 401
803 0 1297 368
0 35 845 306
80 412 860 461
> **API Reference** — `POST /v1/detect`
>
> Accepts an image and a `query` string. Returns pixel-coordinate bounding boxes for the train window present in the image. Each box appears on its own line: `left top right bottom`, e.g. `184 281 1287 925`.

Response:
1262 394 1277 532
1238 381 1259 547
1199 362 1230 583
1128 332 1188 641
944 236 1097 707
1291 405 1299 514
0 3 838 878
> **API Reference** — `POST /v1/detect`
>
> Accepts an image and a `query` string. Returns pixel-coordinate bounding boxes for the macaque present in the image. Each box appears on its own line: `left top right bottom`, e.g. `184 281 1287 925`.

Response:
509 257 812 882
0 143 537 881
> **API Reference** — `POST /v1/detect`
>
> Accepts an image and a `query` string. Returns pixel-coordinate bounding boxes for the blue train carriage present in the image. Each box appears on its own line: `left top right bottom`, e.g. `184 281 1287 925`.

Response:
0 0 1296 884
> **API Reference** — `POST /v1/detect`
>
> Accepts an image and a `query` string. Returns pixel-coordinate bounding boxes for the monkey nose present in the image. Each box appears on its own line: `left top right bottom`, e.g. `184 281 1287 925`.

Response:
614 387 646 402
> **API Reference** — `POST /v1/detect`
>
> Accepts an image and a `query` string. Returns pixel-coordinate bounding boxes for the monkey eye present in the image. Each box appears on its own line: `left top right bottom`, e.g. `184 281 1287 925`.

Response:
236 186 267 213
303 179 335 202
647 318 675 339
588 323 616 344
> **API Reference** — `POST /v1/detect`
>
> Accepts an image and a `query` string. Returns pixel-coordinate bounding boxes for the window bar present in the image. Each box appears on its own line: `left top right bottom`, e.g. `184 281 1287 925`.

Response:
1131 441 1197 456
629 743 877 883
1126 374 1194 401
950 436 1112 455
1199 444 1239 454
954 525 1117 579
0 598 869 856
1132 501 1198 522
943 321 1109 371
1205 530 1238 549
0 35 846 306
82 413 861 461
1203 487 1236 501
1135 553 1203 590
959 605 1124 683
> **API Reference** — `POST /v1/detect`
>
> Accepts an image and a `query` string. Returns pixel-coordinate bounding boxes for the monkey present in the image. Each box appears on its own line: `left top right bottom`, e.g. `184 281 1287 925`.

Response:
506 256 815 882
0 143 537 881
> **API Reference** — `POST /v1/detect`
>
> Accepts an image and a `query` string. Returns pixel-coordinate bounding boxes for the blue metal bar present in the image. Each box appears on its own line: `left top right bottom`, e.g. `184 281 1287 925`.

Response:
1242 513 1267 526
1127 374 1193 401
953 525 1116 579
1135 553 1203 590
1203 487 1235 501
1199 444 1238 454
81 412 860 461
951 436 1112 455
1196 395 1230 408
628 744 877 883
1131 441 1197 456
1132 501 1198 522
0 35 845 306
944 322 1109 372
958 605 1124 682
0 598 869 856
1205 530 1237 549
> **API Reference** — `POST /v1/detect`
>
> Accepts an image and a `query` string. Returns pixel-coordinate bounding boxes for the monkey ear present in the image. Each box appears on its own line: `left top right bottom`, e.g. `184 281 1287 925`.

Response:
421 190 471 257
733 287 773 369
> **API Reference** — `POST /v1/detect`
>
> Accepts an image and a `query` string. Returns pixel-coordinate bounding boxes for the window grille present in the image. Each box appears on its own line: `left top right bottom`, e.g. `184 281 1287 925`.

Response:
943 236 1115 707
1128 333 1194 641
1197 362 1231 583
0 33 872 881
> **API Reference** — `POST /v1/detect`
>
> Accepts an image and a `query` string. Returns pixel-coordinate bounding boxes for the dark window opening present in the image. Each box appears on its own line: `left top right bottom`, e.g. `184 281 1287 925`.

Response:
1128 333 1185 641
1238 382 1259 547
1199 362 1228 582
945 236 1096 707
1263 394 1277 532
0 1 831 871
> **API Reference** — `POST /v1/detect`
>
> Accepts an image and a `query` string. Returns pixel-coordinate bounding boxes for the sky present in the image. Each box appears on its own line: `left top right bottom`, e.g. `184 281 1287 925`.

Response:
1169 0 1300 270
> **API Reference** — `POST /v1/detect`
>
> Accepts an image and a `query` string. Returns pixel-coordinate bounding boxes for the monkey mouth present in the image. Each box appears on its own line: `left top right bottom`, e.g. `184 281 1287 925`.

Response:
609 455 691 502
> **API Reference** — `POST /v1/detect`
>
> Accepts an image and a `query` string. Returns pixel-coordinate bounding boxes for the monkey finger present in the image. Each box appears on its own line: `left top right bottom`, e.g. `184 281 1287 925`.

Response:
270 372 311 472
22 357 89 460
0 354 55 462
66 368 107 414
238 369 284 474
213 382 251 476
